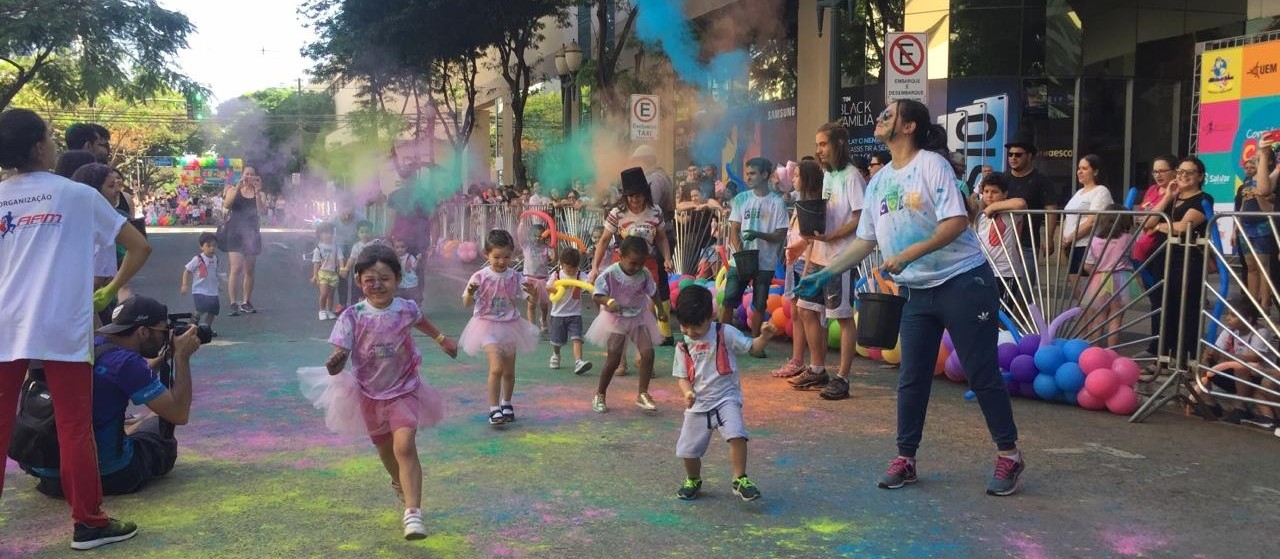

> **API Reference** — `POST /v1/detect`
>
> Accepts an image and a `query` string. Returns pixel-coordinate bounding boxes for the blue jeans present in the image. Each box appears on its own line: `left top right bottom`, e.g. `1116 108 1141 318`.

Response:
897 263 1019 457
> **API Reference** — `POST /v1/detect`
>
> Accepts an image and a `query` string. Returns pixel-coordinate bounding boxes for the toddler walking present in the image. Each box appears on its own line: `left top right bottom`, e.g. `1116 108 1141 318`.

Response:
312 222 346 320
180 232 222 335
522 223 555 332
458 230 541 426
587 236 666 413
393 238 420 305
546 247 593 375
298 244 458 540
671 285 774 501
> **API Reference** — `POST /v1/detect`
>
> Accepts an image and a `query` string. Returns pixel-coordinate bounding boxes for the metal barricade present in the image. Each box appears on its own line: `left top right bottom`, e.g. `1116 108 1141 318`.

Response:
674 207 725 277
1136 210 1280 424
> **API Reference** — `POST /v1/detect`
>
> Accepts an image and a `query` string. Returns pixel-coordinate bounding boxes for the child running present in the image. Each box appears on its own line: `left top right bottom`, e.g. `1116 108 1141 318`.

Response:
546 247 593 375
672 285 774 501
587 236 667 413
299 244 458 540
393 237 420 306
180 232 222 335
311 222 346 321
343 220 375 303
1081 206 1140 347
522 222 555 332
459 229 541 426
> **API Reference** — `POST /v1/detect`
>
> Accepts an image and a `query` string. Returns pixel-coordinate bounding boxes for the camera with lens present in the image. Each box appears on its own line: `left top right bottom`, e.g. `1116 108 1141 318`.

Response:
168 313 213 344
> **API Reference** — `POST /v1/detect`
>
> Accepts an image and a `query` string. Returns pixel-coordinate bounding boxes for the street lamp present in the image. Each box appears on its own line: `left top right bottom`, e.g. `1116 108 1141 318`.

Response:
556 40 584 139
815 1 853 122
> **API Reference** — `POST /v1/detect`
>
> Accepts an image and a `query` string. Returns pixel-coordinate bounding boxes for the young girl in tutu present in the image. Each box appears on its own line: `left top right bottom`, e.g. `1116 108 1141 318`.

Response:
587 236 667 413
1082 205 1141 347
459 229 541 426
298 244 458 540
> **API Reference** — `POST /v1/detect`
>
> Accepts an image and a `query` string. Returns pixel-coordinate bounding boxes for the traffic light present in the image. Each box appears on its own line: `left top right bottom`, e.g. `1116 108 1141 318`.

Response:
185 90 206 120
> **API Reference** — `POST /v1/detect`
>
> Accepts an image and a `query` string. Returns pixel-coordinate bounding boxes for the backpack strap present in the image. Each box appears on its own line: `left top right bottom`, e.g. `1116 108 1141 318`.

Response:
677 339 696 383
715 323 733 376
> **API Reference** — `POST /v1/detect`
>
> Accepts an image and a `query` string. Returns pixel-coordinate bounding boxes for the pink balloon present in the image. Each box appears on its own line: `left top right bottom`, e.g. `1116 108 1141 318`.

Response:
1084 368 1120 400
1078 347 1112 374
1106 386 1139 415
1077 387 1107 410
1111 358 1141 387
868 348 883 362
1103 348 1120 363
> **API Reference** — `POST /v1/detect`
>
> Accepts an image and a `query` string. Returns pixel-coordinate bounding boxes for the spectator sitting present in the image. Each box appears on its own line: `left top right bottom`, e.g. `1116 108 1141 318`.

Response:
1197 297 1278 428
22 297 200 497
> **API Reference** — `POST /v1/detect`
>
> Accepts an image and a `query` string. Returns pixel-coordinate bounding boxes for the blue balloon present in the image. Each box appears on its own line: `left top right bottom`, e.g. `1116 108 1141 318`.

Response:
1062 391 1079 406
964 390 976 401
1062 339 1091 363
1033 373 1062 400
1054 362 1085 393
1033 346 1066 376
1001 371 1013 383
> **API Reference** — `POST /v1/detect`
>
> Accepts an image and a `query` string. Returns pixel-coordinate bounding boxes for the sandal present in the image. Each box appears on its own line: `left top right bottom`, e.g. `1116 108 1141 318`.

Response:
488 409 506 426
501 404 516 422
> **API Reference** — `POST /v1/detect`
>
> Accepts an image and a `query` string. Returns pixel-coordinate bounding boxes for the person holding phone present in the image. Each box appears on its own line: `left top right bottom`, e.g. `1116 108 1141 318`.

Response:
223 166 267 315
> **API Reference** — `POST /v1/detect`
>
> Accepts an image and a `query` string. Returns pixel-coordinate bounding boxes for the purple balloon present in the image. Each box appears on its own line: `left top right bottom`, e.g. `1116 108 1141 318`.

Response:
997 343 1020 371
1007 380 1022 396
1010 354 1038 384
1018 334 1042 356
942 330 955 352
1019 381 1041 399
944 353 965 381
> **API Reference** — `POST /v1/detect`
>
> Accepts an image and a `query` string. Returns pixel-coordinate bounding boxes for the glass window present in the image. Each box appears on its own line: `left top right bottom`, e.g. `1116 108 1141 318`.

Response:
949 8 1024 77
837 0 905 87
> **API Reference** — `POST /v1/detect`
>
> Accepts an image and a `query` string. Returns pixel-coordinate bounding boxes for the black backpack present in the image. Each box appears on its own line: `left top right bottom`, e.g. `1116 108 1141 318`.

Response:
7 343 118 468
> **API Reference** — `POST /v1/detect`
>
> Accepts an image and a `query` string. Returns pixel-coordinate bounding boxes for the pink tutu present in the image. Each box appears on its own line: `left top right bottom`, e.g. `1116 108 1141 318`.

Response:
585 310 663 349
297 366 444 439
457 317 541 356
528 277 551 306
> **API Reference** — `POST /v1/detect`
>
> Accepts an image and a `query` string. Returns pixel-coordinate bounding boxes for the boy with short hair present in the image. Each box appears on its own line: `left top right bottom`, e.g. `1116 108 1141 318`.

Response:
181 232 222 335
1198 298 1278 428
672 285 774 502
975 173 1026 305
722 157 789 342
547 248 593 375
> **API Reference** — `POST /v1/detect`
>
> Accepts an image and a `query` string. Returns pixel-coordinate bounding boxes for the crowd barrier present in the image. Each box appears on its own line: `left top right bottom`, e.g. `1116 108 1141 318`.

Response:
1136 210 1280 424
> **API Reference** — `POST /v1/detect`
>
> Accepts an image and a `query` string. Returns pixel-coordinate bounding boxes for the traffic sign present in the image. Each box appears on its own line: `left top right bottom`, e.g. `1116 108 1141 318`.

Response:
885 32 927 105
630 94 659 141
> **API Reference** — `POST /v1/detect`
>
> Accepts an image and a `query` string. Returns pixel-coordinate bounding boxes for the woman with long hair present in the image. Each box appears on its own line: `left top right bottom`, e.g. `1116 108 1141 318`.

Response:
223 165 267 315
1147 156 1214 370
798 99 1023 496
1060 154 1115 292
1134 156 1178 358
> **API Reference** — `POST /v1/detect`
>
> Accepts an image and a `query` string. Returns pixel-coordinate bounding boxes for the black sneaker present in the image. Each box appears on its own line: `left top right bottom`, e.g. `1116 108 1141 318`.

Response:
501 404 516 423
790 368 829 390
986 454 1026 496
239 302 258 313
731 476 761 501
72 518 138 550
877 457 918 489
228 303 241 317
660 336 675 347
819 375 850 400
1223 408 1251 425
676 477 702 500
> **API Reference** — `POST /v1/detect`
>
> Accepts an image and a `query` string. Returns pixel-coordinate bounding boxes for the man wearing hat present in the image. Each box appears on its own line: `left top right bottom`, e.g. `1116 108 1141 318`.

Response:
22 297 201 498
987 140 1065 284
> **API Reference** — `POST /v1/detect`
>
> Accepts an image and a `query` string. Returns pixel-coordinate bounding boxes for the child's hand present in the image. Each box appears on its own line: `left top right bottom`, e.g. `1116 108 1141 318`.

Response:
606 299 622 313
522 280 538 297
761 322 778 337
325 349 350 375
310 274 318 284
466 282 480 295
439 337 459 359
684 391 696 409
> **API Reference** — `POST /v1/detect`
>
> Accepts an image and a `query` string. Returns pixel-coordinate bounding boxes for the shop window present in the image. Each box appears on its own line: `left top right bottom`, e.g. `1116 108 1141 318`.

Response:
949 7 1024 77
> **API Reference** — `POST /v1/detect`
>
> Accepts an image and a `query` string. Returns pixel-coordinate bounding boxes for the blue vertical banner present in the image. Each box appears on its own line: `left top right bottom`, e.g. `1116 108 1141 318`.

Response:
937 94 1008 189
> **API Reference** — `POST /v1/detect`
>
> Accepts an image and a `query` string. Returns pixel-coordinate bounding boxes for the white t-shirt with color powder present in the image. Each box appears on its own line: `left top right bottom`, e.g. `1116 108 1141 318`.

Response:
728 189 789 272
0 171 127 363
857 151 987 289
812 165 866 266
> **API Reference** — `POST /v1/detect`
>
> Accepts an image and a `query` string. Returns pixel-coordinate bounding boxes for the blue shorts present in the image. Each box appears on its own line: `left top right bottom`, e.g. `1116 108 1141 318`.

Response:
193 294 220 316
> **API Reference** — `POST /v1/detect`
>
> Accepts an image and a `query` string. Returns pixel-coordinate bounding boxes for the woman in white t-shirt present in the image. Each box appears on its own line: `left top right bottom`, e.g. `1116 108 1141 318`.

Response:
798 100 1024 496
1059 154 1114 287
0 109 151 547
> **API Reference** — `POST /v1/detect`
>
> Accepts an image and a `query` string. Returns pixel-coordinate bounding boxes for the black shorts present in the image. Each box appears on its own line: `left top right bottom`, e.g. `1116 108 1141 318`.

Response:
35 416 177 497
1068 245 1088 274
724 267 775 312
193 294 220 316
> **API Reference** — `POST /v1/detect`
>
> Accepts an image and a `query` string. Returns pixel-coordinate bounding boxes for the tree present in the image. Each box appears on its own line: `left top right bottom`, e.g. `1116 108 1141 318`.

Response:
0 0 201 111
211 88 337 194
589 0 639 125
488 0 573 189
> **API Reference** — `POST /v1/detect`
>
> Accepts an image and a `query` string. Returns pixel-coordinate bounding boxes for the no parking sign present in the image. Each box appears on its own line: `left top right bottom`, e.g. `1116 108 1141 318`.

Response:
630 94 659 141
885 32 927 105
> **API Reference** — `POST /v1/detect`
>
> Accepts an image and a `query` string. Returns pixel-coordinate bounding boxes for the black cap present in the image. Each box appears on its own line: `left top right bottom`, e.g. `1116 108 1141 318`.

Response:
97 296 168 335
620 167 650 198
1004 139 1037 155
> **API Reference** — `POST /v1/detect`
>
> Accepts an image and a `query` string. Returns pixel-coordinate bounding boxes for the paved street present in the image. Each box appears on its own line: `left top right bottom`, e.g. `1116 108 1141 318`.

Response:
2 230 1278 559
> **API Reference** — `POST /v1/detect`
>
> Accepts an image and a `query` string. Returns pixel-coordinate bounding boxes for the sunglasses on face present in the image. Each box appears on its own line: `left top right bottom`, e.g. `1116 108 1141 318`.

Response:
1175 169 1199 177
1007 151 1027 158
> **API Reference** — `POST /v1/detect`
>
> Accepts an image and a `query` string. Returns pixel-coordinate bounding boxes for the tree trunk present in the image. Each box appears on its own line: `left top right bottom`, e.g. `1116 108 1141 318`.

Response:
510 93 527 189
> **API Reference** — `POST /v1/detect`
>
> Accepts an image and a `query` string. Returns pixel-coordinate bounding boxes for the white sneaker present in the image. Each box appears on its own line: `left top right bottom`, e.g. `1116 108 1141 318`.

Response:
549 354 561 369
403 508 427 540
327 310 338 320
318 310 328 321
574 360 593 376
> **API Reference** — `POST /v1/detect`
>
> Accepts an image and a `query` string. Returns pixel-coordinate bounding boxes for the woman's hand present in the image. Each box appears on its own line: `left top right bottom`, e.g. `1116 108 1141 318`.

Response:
664 259 675 273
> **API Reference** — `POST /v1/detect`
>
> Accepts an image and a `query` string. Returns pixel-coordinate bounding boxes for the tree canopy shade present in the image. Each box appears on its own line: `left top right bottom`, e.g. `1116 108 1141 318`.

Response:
0 0 202 111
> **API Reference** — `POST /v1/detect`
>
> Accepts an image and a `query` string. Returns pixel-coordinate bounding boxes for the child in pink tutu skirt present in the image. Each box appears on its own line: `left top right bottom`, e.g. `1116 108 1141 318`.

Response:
297 244 457 541
588 236 667 413
459 229 541 426
1082 207 1142 347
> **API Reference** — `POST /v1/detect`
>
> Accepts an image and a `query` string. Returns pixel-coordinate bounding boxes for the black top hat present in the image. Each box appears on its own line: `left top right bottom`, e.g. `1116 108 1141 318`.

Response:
97 296 169 335
1004 139 1037 155
620 167 650 198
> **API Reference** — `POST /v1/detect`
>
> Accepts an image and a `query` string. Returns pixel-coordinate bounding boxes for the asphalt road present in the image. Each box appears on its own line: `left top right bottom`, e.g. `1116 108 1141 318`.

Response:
2 229 1278 558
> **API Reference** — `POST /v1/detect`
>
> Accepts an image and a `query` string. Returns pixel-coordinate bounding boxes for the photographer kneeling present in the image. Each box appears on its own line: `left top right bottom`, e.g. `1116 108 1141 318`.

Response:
24 297 199 496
